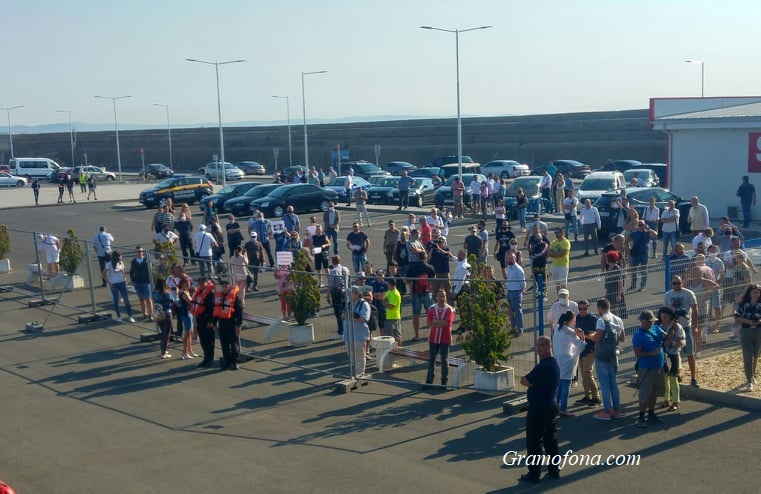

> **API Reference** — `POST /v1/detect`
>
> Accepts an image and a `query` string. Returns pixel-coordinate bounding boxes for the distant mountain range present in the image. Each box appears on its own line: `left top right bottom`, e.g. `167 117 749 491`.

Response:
3 114 470 135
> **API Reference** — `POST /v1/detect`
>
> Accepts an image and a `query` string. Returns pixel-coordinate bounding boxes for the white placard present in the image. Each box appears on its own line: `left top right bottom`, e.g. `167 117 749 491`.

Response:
276 251 293 266
271 220 285 234
312 247 322 255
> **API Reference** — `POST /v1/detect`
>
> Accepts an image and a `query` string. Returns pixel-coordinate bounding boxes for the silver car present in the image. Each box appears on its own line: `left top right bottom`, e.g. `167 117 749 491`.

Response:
202 162 244 182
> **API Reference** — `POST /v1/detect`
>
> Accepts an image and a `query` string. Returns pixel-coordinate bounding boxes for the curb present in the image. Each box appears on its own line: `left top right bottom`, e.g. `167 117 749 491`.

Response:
625 381 761 412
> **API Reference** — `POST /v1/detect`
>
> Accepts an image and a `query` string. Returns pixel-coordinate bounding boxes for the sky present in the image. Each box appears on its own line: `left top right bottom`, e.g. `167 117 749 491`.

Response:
2 0 759 130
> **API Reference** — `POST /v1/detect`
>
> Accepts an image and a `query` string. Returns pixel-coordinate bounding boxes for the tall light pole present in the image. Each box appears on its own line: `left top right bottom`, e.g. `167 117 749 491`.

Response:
152 103 173 168
421 25 492 178
56 110 75 167
272 95 292 168
94 95 131 182
186 58 246 188
1 105 23 159
685 60 705 98
301 70 327 169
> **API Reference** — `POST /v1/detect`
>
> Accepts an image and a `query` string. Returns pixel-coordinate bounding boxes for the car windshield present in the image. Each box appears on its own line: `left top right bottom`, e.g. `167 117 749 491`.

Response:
223 163 237 169
266 186 291 198
157 178 176 187
331 177 348 186
244 185 274 197
580 178 616 191
376 178 400 187
444 175 477 186
217 184 237 194
624 170 650 181
508 178 540 196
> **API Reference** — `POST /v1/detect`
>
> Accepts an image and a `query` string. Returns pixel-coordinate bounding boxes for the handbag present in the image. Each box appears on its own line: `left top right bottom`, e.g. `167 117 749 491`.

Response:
153 303 166 322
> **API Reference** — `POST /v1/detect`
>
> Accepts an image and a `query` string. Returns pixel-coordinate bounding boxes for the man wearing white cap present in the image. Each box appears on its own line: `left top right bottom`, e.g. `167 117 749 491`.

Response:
243 230 264 291
193 224 217 278
547 288 579 330
452 249 471 298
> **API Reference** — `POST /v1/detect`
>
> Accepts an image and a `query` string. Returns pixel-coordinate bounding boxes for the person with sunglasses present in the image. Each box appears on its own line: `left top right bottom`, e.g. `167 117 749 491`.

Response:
664 275 700 387
574 300 601 406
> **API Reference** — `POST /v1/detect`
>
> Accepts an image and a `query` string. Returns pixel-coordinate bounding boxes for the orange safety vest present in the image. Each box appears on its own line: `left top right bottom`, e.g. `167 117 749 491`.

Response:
190 282 215 317
212 286 240 320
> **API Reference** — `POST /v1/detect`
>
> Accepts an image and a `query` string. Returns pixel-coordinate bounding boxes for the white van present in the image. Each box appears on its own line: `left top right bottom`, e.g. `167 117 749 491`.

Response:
9 158 63 179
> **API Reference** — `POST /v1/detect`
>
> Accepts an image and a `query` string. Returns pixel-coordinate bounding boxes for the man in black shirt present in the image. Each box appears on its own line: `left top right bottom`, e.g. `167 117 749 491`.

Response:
226 215 244 257
519 335 561 483
406 252 436 341
494 222 516 280
175 213 194 266
463 225 483 261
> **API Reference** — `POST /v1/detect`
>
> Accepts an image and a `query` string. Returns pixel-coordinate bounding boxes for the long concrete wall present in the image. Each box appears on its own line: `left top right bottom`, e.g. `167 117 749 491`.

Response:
6 109 666 172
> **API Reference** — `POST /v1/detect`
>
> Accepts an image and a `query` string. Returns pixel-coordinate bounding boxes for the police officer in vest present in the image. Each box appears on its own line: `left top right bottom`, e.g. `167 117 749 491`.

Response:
214 278 244 370
191 277 217 368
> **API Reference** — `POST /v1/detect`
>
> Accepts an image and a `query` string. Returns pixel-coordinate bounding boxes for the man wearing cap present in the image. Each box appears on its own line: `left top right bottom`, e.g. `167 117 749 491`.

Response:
344 286 371 377
243 230 264 291
463 225 483 262
346 222 370 273
547 288 579 330
154 224 179 254
664 275 701 387
323 202 341 255
632 310 666 428
175 213 194 266
383 220 399 268
249 210 275 267
427 234 454 299
93 226 114 287
452 249 471 298
193 224 218 278
354 185 371 227
213 279 243 370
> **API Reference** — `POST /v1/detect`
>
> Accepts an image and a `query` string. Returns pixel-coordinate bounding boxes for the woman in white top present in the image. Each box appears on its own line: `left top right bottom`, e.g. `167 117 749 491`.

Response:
102 250 135 323
553 310 587 416
229 245 249 306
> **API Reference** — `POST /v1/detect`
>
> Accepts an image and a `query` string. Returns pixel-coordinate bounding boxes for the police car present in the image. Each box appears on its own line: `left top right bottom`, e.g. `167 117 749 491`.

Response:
139 175 214 209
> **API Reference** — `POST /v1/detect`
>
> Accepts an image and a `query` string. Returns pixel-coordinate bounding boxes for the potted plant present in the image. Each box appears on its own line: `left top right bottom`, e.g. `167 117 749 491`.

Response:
458 256 514 392
285 249 320 346
52 228 85 291
0 225 11 274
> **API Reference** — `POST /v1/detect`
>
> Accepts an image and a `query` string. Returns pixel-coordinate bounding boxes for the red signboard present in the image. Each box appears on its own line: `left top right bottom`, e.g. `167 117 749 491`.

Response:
749 133 761 172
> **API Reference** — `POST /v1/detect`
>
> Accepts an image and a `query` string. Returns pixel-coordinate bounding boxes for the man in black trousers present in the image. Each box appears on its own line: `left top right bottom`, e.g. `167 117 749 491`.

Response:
193 277 217 368
519 335 561 484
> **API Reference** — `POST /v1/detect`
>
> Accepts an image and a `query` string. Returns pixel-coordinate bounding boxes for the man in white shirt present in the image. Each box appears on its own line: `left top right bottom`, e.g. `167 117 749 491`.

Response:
660 200 680 257
688 196 710 235
154 224 178 249
547 288 579 331
470 177 481 214
539 170 553 212
452 249 471 297
344 173 353 206
562 189 580 242
643 197 660 259
93 226 114 287
193 224 218 278
692 228 713 252
505 252 526 335
579 199 601 256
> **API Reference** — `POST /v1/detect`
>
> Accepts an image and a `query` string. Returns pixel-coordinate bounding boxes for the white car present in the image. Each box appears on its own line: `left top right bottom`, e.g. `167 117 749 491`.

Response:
202 162 244 182
74 165 116 181
0 172 27 187
576 171 626 205
482 160 530 179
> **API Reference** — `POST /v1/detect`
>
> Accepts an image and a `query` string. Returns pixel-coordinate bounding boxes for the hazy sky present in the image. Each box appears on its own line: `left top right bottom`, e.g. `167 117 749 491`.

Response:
2 0 758 128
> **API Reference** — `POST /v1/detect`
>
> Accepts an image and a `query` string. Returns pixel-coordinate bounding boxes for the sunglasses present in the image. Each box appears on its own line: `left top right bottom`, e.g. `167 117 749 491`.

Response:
672 282 682 285
578 307 589 311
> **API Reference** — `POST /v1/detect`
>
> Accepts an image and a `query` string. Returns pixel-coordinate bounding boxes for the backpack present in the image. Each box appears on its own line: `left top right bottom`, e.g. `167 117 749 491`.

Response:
595 319 619 363
367 302 379 332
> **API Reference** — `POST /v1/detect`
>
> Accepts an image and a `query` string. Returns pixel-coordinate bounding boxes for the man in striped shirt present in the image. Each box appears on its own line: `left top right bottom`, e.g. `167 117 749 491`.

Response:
424 289 455 389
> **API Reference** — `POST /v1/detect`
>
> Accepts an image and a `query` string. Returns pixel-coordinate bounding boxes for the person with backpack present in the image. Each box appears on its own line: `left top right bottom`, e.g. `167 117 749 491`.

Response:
590 298 626 421
406 251 436 342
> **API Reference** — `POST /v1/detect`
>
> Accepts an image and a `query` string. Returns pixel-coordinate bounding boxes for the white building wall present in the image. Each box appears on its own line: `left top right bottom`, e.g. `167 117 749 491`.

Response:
671 127 761 223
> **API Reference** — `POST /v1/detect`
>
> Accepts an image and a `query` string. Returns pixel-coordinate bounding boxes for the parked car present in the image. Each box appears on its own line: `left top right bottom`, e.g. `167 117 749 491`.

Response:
599 159 642 173
434 173 487 208
388 178 436 207
482 160 530 179
236 161 266 175
201 161 245 182
325 176 372 203
139 175 214 209
366 175 386 186
74 165 116 181
199 181 262 212
576 171 626 205
410 167 442 180
624 169 659 188
280 165 309 183
594 187 690 235
143 163 174 179
381 161 416 175
638 163 669 188
367 176 400 204
249 184 338 217
439 162 481 180
346 161 387 180
532 160 591 179
503 176 544 217
0 171 27 187
426 155 474 168
222 183 282 216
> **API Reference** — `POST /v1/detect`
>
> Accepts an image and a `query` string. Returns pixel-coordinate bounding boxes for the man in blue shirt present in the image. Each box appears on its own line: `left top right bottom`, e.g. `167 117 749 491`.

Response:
628 220 657 291
632 310 666 428
396 170 416 210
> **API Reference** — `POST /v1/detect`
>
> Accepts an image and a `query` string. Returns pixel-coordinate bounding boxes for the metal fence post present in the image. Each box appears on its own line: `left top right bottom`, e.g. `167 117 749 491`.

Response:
83 240 99 315
32 231 49 302
537 273 545 337
664 255 671 293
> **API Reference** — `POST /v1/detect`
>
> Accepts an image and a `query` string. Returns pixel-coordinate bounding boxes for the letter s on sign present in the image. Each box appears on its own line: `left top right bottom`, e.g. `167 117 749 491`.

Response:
747 133 761 173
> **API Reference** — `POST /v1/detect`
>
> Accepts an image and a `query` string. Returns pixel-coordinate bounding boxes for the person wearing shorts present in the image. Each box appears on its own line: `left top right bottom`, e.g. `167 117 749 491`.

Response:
383 278 403 345
548 227 571 293
632 310 666 428
129 246 154 320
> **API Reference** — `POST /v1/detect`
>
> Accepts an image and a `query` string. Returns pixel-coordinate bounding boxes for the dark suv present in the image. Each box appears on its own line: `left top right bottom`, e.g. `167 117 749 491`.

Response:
139 175 214 209
346 161 387 179
594 187 690 235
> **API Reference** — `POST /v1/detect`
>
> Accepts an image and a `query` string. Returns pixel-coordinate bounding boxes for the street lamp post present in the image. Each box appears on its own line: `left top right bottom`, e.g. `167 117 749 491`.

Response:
301 70 327 169
272 95 292 168
152 103 173 169
186 58 245 188
56 110 75 167
420 25 492 178
1 105 23 159
94 95 131 182
685 60 705 98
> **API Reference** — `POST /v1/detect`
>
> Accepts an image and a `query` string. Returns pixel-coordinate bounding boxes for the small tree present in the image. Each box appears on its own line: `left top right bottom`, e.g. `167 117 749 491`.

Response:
458 256 513 372
152 240 179 282
59 229 85 276
0 225 10 260
285 250 321 326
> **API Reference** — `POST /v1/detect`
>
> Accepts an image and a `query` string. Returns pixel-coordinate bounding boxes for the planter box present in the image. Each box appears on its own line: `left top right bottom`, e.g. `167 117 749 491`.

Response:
288 323 315 347
473 366 514 392
0 259 10 274
50 273 85 292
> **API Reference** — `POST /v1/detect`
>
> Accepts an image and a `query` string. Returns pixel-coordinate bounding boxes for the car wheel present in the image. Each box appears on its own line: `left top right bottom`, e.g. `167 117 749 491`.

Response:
417 195 424 208
273 205 285 217
16 180 25 187
320 200 330 212
501 171 510 179
107 175 115 181
24 174 31 180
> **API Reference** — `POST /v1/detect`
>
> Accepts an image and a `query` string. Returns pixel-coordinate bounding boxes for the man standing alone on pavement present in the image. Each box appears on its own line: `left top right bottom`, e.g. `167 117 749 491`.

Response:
737 175 756 228
397 170 415 210
519 335 561 484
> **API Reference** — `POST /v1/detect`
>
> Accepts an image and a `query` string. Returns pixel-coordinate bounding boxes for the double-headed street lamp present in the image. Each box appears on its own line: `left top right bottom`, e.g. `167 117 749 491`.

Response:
1 105 23 159
94 95 131 182
152 103 173 168
420 25 492 178
684 60 705 98
186 58 246 187
272 95 293 168
301 70 327 169
56 109 75 167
